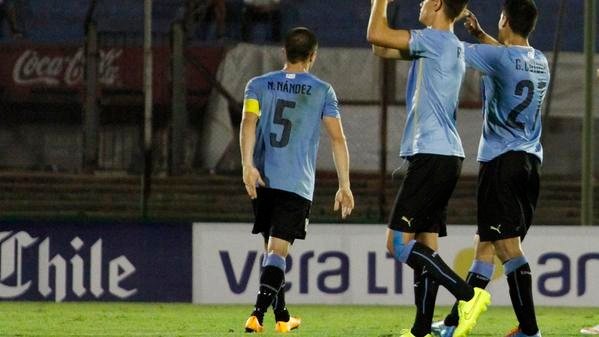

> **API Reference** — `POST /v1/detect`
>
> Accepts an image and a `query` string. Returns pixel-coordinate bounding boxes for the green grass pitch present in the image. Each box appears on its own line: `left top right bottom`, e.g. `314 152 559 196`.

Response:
0 303 597 336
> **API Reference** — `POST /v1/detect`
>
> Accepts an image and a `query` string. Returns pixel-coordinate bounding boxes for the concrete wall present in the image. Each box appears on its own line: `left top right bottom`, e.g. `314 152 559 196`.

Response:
316 106 599 176
1 113 597 176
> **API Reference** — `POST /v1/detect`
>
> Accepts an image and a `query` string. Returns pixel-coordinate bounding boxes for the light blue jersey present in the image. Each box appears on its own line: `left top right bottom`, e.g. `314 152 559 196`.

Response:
401 28 466 158
464 43 549 163
244 70 340 201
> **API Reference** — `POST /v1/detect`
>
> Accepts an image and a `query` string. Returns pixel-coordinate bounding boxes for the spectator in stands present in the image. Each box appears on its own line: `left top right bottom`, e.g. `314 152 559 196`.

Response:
241 0 281 42
0 0 23 39
184 0 226 41
206 0 226 40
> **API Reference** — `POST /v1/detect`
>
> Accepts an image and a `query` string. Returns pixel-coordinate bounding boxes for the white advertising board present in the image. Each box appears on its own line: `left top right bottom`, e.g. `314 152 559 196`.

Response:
193 223 599 306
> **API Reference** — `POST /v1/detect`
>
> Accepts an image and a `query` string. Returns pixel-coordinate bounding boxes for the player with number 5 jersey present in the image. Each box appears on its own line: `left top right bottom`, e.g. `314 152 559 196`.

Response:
244 67 339 201
240 27 354 333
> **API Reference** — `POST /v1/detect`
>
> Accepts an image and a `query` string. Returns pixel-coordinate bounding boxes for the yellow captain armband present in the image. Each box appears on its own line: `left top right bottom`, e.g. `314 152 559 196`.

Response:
243 98 261 117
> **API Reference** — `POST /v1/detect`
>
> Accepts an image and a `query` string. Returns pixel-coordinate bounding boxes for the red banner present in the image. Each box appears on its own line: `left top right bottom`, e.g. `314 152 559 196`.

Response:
0 44 223 106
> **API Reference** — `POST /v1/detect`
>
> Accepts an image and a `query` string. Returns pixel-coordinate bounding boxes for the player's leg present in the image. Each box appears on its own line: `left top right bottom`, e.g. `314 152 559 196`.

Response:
246 235 290 332
482 152 541 337
433 237 494 337
251 234 302 333
386 230 431 337
387 155 489 337
386 155 475 300
387 229 490 337
259 234 291 327
269 190 308 332
494 237 540 337
410 232 440 337
246 189 307 332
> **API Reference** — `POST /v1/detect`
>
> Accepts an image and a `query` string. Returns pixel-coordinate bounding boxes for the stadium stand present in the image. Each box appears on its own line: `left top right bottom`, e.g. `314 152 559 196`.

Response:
0 0 597 226
0 171 597 226
10 0 598 49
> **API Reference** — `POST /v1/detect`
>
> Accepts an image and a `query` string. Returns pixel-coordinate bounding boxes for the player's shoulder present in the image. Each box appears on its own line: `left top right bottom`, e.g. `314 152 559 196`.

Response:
465 42 508 55
303 73 334 92
297 73 333 93
411 28 461 54
532 48 549 65
412 28 458 41
248 70 283 85
508 46 550 69
506 45 544 59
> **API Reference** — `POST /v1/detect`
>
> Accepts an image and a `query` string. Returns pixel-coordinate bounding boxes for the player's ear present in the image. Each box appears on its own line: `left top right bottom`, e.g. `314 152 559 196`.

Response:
310 50 317 63
282 47 288 62
433 0 443 13
499 12 509 29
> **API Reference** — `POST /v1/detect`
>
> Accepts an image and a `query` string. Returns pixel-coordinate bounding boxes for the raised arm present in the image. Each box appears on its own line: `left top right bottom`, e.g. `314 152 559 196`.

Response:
372 45 413 60
323 116 354 219
367 0 411 51
464 11 501 46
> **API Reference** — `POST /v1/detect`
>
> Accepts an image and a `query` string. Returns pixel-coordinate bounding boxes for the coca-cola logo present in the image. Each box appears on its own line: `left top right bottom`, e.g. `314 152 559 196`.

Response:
12 48 123 86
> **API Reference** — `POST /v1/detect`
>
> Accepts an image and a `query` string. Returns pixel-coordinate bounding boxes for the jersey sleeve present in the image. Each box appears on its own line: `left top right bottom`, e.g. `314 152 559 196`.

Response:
243 78 261 117
408 29 439 58
322 85 340 119
464 43 503 75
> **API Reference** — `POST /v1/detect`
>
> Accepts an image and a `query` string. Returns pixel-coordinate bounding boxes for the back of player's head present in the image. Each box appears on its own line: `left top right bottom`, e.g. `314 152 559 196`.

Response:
443 0 469 21
503 0 538 37
284 27 318 63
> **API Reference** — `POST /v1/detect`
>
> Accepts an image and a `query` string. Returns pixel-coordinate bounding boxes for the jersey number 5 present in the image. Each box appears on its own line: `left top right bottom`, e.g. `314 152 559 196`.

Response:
270 99 296 148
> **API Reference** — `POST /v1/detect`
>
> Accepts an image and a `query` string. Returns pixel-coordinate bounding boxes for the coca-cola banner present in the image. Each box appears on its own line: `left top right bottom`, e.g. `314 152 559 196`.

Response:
0 45 223 105
0 220 192 302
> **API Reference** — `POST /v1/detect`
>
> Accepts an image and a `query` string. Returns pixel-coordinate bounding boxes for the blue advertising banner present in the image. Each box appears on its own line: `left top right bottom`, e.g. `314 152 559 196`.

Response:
0 220 192 302
194 223 599 306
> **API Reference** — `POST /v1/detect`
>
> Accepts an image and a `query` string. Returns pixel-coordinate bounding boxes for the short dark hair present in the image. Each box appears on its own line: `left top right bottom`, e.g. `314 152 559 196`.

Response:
443 0 469 20
284 27 318 63
503 0 538 37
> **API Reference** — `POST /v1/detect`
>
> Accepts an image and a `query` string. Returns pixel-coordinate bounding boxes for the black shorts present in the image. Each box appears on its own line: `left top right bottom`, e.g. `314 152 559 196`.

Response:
388 154 463 236
477 151 541 242
251 188 311 244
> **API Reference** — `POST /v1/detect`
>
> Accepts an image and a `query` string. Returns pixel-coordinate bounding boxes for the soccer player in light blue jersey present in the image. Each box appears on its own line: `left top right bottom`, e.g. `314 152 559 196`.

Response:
240 27 354 333
368 1 490 337
432 2 548 337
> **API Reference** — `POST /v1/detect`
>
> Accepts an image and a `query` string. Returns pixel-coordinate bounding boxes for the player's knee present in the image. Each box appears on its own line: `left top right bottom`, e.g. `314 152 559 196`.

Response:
493 238 523 262
386 236 394 255
469 260 495 280
503 255 528 275
475 240 495 261
389 230 415 263
263 252 286 272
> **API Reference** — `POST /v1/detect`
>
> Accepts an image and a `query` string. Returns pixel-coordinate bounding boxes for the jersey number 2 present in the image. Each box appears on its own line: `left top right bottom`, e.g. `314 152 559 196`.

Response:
507 80 534 130
270 99 296 148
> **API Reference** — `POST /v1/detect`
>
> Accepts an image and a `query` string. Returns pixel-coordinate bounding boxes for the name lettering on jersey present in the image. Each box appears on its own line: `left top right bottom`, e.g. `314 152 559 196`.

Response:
267 81 312 95
515 59 546 74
